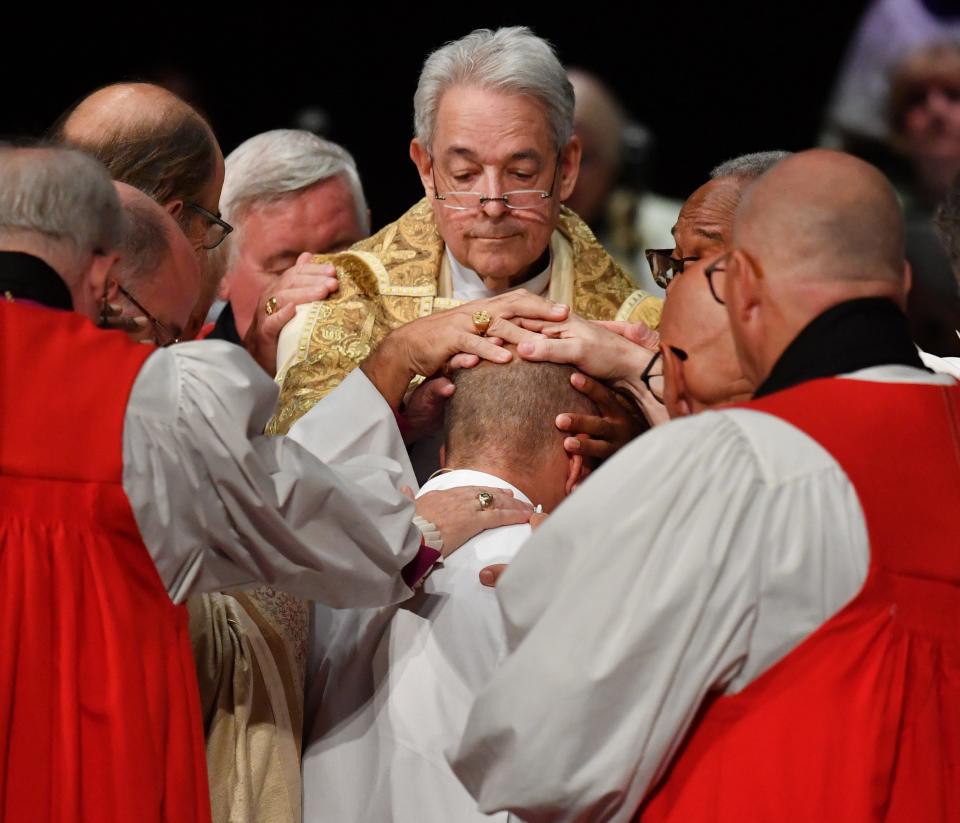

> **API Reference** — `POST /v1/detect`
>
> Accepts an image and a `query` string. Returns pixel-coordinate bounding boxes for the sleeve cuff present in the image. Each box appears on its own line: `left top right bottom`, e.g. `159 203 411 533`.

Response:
401 541 442 589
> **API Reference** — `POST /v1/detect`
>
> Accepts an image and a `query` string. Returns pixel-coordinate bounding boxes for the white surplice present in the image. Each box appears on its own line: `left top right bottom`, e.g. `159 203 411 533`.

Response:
121 339 422 606
451 366 955 823
302 469 532 823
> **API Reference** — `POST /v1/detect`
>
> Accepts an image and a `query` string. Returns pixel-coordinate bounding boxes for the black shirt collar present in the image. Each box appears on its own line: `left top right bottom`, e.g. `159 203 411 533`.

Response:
754 297 928 399
0 251 73 310
205 302 243 345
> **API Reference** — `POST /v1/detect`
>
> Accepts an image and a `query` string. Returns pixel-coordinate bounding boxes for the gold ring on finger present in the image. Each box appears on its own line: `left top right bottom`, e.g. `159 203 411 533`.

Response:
264 296 279 316
477 491 494 511
472 310 492 336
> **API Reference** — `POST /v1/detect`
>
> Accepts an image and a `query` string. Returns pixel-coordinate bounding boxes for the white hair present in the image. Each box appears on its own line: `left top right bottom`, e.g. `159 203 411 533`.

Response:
0 145 124 280
220 129 368 235
413 26 575 153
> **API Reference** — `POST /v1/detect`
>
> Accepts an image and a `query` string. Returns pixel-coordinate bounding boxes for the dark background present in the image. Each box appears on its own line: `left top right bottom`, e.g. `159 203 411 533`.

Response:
2 3 871 228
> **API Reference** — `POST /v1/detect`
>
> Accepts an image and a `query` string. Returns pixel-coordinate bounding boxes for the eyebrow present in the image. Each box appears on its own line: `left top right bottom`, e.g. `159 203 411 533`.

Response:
444 146 543 164
695 227 725 242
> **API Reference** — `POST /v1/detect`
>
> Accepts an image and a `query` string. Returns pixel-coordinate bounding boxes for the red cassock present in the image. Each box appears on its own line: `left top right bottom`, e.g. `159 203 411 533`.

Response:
639 377 960 822
0 302 211 823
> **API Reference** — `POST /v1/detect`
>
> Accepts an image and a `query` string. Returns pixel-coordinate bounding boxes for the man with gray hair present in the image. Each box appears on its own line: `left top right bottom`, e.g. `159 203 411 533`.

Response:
0 144 556 823
270 26 663 445
0 145 124 312
207 129 367 373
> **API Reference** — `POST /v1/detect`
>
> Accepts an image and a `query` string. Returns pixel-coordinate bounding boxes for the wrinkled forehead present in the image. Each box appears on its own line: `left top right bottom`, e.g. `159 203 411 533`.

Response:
672 177 743 249
433 86 555 160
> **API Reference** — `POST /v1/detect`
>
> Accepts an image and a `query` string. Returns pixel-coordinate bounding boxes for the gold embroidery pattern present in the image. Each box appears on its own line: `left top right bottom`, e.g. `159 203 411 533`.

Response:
268 199 663 435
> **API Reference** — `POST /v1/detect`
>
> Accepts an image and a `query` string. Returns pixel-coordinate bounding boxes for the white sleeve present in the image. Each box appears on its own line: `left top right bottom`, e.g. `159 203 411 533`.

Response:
122 340 422 606
450 413 770 823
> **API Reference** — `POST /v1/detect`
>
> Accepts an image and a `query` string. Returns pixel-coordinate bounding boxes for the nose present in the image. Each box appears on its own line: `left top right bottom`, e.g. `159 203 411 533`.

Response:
480 196 508 218
478 170 508 217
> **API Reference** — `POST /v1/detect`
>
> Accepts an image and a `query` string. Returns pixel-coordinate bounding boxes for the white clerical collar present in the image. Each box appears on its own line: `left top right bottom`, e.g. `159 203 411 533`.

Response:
446 247 552 301
418 468 532 507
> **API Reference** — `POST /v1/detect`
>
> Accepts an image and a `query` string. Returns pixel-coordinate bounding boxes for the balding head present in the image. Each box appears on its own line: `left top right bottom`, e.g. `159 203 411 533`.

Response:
111 181 201 345
52 83 225 256
725 149 909 385
444 356 598 512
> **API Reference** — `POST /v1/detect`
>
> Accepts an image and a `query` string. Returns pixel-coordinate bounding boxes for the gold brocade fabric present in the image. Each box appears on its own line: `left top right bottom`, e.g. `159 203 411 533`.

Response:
268 198 662 435
189 588 308 823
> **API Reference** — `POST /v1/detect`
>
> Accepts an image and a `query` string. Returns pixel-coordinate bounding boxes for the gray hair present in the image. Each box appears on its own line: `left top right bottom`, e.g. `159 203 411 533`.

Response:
114 198 170 289
710 151 792 181
0 145 123 278
414 26 575 152
220 129 368 235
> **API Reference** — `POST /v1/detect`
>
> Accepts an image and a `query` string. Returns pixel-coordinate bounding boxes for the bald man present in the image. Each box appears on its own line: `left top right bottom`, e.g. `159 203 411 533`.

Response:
52 83 229 338
452 149 960 822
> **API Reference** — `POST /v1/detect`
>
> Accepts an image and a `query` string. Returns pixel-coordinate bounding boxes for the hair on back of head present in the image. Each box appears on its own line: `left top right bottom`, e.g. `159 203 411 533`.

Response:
50 88 217 219
114 198 169 289
710 150 792 181
444 357 600 469
0 143 124 276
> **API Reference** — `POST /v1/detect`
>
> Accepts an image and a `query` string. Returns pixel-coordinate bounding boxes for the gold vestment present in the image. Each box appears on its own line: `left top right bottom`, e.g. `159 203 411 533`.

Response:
269 198 662 435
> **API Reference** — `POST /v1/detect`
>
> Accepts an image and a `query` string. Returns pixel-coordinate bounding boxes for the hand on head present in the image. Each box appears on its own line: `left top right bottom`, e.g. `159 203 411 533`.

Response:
362 290 569 408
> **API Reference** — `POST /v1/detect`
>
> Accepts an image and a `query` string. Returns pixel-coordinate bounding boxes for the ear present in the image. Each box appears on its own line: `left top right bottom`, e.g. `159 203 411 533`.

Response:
662 346 693 419
409 139 434 197
439 443 447 469
81 251 121 321
564 451 586 495
558 135 582 202
164 199 184 221
102 275 121 302
902 259 913 305
726 249 762 327
89 252 121 298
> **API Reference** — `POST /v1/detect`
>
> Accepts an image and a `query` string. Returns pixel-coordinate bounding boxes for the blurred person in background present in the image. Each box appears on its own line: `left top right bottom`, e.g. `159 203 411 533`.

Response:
888 41 960 355
566 68 680 296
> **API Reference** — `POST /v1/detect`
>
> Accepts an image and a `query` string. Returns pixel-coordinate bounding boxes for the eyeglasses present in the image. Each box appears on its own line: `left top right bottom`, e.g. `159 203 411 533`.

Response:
704 252 731 305
639 347 689 405
116 283 181 347
186 202 234 250
432 152 562 210
644 249 699 289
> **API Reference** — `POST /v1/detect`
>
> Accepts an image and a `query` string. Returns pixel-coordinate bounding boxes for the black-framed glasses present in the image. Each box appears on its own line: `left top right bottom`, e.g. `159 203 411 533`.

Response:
704 251 731 305
432 151 562 210
645 249 699 289
116 283 181 347
186 202 234 250
640 347 689 405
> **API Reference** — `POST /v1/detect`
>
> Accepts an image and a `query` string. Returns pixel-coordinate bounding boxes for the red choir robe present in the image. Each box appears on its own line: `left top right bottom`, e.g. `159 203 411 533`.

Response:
639 376 960 821
0 301 211 823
